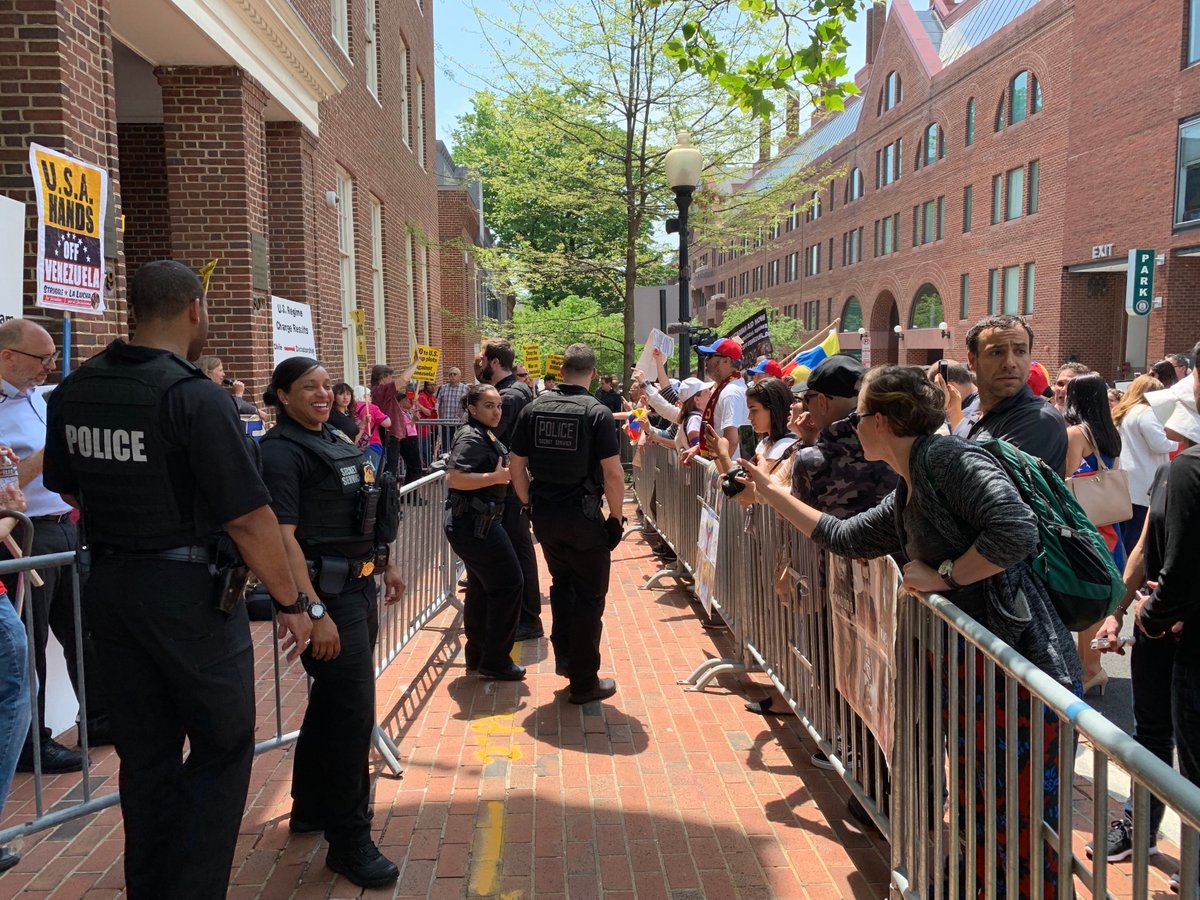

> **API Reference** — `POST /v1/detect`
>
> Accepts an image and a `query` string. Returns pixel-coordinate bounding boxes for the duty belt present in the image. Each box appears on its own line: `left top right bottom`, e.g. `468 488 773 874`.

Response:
96 545 213 564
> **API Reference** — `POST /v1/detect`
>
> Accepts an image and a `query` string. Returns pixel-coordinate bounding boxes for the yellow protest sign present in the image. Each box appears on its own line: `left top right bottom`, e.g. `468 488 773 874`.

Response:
523 344 542 379
545 354 564 377
198 259 219 292
349 308 365 326
29 143 109 315
413 345 441 381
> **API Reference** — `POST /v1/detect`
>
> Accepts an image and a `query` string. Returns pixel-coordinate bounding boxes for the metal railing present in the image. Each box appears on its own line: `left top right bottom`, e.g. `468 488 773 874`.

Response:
632 440 1200 898
0 474 462 844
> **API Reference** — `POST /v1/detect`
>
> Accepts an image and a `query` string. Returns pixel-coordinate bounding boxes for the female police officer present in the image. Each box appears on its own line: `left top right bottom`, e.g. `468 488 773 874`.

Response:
259 356 405 889
444 384 525 680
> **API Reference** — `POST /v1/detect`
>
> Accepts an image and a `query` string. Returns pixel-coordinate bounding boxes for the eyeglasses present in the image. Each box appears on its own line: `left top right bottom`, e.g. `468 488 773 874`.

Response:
7 348 59 367
846 410 862 429
802 390 824 406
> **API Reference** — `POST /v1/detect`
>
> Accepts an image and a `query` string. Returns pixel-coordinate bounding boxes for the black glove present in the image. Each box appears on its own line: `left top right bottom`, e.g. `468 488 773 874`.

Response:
604 516 623 550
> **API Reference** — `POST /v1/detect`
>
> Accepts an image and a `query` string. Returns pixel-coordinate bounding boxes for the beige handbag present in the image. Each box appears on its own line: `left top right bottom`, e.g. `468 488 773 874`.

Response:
1066 424 1132 527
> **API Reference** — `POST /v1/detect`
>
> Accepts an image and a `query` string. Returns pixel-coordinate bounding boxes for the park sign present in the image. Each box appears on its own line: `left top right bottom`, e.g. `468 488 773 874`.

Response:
1125 249 1154 317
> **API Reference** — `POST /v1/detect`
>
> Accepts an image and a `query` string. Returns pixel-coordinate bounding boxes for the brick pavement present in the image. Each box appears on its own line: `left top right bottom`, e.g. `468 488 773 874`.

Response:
0 495 1183 898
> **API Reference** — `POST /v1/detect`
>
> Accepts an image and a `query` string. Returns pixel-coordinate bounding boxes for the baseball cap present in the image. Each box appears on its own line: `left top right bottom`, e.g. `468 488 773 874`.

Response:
806 355 866 398
696 338 743 362
1027 361 1051 397
677 377 715 404
748 359 784 378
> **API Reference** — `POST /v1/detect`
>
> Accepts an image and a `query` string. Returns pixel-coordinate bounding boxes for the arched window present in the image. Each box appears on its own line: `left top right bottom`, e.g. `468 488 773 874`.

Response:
997 71 1043 131
965 98 976 146
849 167 864 201
842 296 863 332
910 284 945 329
916 123 944 170
878 71 902 114
807 190 821 221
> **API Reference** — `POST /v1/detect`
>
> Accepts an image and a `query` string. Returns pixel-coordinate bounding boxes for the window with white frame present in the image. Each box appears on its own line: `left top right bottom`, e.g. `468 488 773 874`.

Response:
399 42 411 146
369 196 385 362
416 76 427 169
331 0 350 56
336 168 358 383
365 0 379 100
420 245 431 344
405 230 417 356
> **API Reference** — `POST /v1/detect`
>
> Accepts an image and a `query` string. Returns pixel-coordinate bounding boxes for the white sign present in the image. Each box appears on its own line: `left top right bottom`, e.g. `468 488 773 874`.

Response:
860 333 872 367
1092 243 1114 259
636 327 676 379
0 195 25 324
272 296 317 368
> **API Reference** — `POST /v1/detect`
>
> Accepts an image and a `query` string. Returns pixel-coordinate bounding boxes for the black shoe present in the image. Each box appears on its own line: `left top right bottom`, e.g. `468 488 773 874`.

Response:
458 577 469 589
846 796 880 834
0 848 17 873
514 625 544 641
18 738 84 774
555 661 569 677
326 843 399 888
478 662 526 681
569 678 617 704
288 815 325 834
78 720 114 748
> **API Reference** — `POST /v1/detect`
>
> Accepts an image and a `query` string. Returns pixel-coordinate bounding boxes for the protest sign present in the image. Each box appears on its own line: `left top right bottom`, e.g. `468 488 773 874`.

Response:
726 309 773 362
523 344 542 379
0 195 24 324
695 502 720 616
545 354 564 377
29 144 108 315
635 328 675 378
271 296 317 368
413 345 441 381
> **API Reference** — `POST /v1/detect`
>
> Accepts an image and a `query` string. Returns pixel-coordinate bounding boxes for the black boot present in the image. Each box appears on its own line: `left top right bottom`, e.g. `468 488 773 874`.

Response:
326 843 398 888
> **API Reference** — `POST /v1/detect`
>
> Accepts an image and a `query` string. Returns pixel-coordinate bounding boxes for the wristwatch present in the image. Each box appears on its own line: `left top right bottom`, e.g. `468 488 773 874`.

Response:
306 600 327 621
273 591 310 615
937 559 964 591
374 544 390 569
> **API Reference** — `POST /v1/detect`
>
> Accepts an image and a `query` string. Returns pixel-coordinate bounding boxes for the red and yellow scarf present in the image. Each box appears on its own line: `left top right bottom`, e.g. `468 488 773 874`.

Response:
697 371 741 458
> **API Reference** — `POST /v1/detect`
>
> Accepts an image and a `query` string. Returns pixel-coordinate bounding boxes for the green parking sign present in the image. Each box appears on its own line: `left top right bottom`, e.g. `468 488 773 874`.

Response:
1125 249 1154 317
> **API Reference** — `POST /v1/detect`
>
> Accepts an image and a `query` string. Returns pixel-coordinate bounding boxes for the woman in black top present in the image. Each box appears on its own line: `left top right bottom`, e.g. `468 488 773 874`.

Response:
328 382 361 443
444 384 524 681
259 357 405 890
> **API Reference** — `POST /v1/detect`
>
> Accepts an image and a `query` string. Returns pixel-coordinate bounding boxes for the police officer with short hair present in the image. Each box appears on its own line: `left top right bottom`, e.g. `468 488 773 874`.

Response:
478 339 543 640
509 343 625 704
43 260 313 900
259 356 406 888
443 384 525 680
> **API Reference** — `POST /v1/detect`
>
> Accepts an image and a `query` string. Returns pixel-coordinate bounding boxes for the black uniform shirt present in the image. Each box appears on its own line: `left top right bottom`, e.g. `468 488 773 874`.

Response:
511 384 620 502
44 342 271 540
493 374 534 447
447 420 508 500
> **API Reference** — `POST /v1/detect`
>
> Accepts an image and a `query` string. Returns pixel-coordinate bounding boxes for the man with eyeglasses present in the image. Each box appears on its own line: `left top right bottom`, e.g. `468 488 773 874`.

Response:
0 320 108 775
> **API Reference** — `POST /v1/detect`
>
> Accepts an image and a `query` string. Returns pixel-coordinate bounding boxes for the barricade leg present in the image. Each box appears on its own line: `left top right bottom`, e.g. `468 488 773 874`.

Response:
678 656 744 691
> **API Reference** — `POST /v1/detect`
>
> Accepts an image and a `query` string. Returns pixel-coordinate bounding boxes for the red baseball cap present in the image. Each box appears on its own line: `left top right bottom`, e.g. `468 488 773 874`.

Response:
748 359 783 378
697 338 743 362
1027 361 1050 397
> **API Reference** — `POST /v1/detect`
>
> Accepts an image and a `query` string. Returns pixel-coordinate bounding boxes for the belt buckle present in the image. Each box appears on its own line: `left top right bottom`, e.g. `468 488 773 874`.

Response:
355 559 376 579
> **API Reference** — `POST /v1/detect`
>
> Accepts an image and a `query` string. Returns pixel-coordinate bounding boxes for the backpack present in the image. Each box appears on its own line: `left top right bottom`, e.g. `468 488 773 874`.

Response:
964 440 1124 631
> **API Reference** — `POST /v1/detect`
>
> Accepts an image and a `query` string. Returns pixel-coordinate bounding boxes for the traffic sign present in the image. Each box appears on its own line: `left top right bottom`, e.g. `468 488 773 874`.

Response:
1125 249 1154 317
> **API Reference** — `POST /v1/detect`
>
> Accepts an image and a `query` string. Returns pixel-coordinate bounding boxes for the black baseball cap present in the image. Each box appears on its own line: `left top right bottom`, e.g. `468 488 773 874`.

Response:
807 355 866 398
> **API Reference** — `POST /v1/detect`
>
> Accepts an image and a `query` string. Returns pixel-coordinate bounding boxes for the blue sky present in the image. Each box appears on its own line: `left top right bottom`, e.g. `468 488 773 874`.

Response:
432 0 875 148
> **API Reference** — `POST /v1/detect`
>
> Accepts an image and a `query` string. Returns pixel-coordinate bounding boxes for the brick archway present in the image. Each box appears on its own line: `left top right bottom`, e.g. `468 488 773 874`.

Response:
866 291 900 365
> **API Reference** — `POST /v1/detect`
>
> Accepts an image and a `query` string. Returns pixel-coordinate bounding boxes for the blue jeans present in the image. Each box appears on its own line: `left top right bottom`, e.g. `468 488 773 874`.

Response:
1123 629 1176 837
0 593 31 809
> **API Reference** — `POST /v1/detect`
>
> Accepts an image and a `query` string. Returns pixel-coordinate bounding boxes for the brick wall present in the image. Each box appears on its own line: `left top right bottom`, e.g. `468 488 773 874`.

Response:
437 187 481 380
115 123 169 275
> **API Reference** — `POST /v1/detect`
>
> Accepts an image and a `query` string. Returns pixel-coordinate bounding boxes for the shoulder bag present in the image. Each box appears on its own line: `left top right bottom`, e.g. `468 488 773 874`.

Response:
1066 423 1132 527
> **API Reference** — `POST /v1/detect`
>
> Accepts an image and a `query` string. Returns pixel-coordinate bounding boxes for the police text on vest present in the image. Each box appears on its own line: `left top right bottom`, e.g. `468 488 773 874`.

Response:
64 425 148 462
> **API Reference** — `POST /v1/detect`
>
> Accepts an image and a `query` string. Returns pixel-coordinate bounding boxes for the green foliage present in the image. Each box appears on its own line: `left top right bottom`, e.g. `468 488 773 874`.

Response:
716 298 805 357
661 0 870 117
910 288 945 329
480 295 627 379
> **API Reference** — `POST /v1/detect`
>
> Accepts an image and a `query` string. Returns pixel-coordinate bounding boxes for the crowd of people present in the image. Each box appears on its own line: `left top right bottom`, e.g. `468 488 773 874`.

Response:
614 316 1198 894
0 253 1194 897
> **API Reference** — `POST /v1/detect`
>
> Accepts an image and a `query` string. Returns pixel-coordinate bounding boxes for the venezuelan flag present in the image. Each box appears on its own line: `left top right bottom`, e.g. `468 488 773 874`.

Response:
788 330 840 383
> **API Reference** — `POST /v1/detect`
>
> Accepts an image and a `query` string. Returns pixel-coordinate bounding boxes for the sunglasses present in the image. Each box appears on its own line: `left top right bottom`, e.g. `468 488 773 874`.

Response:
846 410 862 429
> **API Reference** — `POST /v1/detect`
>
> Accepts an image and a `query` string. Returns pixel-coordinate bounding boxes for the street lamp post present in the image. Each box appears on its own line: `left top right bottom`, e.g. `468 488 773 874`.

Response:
664 132 703 378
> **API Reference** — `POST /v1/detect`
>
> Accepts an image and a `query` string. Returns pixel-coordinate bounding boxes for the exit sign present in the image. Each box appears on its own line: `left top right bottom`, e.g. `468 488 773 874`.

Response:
1125 249 1154 316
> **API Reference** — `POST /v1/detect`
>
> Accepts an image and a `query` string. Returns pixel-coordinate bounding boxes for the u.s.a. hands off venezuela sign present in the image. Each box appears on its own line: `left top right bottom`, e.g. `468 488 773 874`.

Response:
29 144 108 315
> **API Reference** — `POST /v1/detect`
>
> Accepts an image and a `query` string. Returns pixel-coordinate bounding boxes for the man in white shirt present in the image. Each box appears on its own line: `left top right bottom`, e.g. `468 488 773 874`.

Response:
694 337 750 460
0 320 107 773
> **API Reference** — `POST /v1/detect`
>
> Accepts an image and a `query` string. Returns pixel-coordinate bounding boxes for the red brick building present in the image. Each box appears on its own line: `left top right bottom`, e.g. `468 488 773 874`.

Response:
694 0 1200 379
0 0 440 395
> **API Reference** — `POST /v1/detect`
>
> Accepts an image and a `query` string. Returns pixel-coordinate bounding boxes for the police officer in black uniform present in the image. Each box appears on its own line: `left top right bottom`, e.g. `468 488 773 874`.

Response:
258 356 406 889
43 260 313 900
478 339 543 640
444 384 525 680
509 343 626 704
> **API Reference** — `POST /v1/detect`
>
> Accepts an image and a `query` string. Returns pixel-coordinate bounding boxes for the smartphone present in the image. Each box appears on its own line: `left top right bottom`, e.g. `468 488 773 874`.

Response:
937 360 949 382
1090 635 1135 650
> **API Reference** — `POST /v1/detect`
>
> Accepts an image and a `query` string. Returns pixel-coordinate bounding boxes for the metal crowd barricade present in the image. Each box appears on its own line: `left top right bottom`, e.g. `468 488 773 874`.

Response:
0 473 463 844
632 443 1200 897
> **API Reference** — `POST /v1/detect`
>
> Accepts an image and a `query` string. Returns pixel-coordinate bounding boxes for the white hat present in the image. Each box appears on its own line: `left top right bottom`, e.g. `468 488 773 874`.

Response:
1148 374 1200 445
677 377 714 404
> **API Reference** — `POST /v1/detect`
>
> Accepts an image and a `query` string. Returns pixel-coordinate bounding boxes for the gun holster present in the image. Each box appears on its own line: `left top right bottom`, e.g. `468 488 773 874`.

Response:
581 494 603 522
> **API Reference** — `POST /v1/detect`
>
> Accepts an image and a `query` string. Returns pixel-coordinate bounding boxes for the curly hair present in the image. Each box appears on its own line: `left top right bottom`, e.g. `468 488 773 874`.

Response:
745 377 793 440
861 366 947 437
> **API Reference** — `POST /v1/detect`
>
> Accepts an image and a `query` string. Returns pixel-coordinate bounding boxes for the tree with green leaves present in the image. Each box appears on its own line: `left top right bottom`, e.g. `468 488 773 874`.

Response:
480 295 628 379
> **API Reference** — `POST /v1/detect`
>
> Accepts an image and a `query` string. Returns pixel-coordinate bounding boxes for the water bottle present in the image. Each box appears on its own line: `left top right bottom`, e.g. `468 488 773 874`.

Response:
0 462 17 490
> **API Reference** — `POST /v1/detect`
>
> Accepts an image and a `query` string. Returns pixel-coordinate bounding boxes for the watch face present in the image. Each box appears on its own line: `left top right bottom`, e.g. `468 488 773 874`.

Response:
308 602 326 620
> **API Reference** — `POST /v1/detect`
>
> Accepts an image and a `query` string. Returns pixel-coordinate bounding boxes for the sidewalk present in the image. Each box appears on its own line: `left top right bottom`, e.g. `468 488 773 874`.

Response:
0 496 891 898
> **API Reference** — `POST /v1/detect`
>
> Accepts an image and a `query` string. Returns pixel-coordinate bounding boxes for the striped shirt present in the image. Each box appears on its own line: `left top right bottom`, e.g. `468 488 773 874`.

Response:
436 381 470 423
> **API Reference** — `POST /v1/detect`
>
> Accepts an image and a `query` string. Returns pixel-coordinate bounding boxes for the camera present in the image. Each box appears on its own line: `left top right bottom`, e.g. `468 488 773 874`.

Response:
720 466 747 497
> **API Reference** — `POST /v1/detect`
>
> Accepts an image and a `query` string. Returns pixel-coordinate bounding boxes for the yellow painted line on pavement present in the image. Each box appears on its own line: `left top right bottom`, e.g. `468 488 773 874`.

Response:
468 800 506 897
470 713 522 764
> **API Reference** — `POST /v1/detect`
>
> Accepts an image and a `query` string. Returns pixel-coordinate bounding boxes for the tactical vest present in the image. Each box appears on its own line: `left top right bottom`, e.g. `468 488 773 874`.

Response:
525 391 601 492
261 420 377 556
54 347 206 549
448 422 509 502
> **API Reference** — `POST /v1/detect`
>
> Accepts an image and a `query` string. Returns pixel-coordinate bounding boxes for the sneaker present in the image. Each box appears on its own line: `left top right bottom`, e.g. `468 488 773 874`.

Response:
326 843 399 888
811 739 852 771
0 848 18 873
1084 818 1157 862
